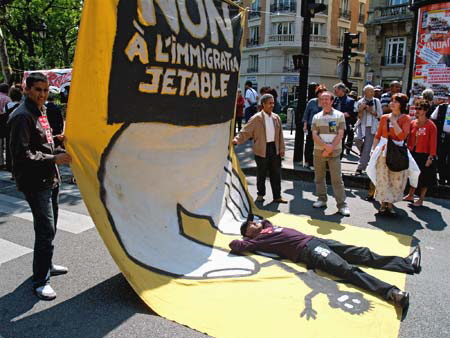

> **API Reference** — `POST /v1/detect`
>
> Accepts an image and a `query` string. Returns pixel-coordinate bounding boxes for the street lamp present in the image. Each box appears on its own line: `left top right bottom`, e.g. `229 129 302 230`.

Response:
35 21 47 62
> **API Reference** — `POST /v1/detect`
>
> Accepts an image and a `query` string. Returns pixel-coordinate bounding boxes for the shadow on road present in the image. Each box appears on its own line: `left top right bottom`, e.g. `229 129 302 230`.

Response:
0 274 152 338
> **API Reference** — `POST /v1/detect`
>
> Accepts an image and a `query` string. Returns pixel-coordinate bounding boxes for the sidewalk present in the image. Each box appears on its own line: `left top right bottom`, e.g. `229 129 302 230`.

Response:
235 128 450 199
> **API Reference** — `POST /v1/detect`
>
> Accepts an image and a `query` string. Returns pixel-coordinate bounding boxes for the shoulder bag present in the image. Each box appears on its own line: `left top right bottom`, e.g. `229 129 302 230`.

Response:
385 117 409 172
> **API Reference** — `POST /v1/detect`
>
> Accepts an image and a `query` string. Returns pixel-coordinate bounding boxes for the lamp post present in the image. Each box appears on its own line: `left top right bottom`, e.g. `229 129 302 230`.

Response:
36 21 47 61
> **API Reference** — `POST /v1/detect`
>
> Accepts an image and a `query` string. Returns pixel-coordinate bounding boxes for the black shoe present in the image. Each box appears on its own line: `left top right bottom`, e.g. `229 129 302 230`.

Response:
407 246 421 273
365 195 375 202
355 169 363 176
390 289 410 319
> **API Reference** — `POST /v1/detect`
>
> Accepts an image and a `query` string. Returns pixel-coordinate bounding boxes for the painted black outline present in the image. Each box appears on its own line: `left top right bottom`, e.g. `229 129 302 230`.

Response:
98 124 260 279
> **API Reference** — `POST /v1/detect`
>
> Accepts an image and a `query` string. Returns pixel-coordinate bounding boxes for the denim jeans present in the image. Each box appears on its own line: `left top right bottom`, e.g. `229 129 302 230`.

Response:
24 187 59 288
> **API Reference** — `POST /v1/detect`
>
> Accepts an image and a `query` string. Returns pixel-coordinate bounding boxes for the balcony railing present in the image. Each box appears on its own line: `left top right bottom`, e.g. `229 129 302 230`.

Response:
379 4 409 17
246 39 260 47
310 35 327 43
359 13 365 24
269 34 295 42
270 2 297 13
249 7 261 19
247 66 259 73
381 55 406 65
283 66 297 73
339 9 351 20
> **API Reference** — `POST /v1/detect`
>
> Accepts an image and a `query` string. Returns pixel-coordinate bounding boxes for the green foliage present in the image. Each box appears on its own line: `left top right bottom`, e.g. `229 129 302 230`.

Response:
0 0 82 79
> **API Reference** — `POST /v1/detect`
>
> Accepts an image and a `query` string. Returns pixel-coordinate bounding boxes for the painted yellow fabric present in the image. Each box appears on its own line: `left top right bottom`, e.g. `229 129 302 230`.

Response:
65 1 411 337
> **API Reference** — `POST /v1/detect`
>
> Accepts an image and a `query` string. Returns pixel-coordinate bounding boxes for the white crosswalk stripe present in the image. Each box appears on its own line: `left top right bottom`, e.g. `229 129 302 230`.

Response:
0 193 95 234
0 238 33 264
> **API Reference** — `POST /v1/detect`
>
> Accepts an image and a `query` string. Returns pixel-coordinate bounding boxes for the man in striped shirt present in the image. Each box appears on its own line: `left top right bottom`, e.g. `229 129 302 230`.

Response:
311 91 350 216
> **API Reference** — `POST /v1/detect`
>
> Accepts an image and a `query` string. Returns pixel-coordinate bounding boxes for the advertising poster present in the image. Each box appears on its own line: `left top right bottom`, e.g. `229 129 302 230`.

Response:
411 2 450 114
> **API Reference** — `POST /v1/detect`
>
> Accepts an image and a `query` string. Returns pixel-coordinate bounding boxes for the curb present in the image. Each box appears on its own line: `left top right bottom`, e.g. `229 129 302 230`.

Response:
241 166 450 199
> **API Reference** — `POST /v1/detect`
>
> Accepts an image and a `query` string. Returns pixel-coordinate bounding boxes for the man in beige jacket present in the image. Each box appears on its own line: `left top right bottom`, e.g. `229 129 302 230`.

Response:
233 93 287 203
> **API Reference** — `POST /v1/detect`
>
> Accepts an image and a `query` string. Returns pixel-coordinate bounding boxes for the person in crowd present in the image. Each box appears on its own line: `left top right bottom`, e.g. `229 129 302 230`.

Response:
332 83 356 157
380 81 401 114
230 218 421 316
3 87 22 173
374 85 382 99
0 82 12 169
302 85 327 169
348 91 358 101
268 88 282 114
354 85 382 175
421 89 435 118
403 100 437 206
307 82 319 101
45 92 64 137
430 99 450 185
233 93 287 204
311 91 350 216
235 88 245 134
244 80 259 123
8 72 72 300
368 93 414 216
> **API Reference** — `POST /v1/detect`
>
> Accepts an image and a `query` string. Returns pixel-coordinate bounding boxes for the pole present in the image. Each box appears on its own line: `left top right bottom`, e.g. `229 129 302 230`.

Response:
293 15 311 162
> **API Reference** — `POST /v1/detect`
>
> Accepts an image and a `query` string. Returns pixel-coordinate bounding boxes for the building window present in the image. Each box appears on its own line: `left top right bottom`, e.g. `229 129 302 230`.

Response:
249 0 261 19
359 3 365 23
338 27 348 47
354 59 361 77
271 0 297 13
389 0 408 5
247 26 260 47
272 22 295 35
339 0 350 19
384 37 406 65
311 22 326 36
248 55 259 73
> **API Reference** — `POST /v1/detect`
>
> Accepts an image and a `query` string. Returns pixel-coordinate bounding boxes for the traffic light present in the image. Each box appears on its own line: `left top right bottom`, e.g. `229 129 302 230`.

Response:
343 32 359 61
301 0 327 18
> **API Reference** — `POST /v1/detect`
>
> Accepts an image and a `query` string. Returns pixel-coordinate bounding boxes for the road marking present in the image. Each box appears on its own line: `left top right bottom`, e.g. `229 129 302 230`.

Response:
0 238 32 264
0 193 95 234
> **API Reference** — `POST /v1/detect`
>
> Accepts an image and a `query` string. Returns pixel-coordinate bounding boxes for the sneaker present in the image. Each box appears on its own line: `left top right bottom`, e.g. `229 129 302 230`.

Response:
407 246 421 273
313 200 327 208
34 284 56 301
339 206 350 216
389 289 410 319
50 264 68 276
255 195 264 202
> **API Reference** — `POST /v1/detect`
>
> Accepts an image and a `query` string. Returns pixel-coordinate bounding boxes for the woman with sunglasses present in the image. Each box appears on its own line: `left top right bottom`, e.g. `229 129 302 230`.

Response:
403 100 437 206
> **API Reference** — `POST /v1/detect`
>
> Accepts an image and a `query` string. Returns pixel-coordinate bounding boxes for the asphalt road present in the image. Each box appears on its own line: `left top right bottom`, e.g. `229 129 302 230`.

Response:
0 171 449 338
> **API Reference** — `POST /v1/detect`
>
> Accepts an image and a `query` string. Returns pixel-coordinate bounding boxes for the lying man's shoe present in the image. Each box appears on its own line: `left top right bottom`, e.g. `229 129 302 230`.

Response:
50 264 68 276
407 245 421 273
34 284 56 301
272 198 288 204
390 289 410 319
312 200 327 208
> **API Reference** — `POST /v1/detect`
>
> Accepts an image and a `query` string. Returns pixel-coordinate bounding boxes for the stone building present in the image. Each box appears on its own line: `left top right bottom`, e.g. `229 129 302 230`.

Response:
238 0 368 105
365 0 414 90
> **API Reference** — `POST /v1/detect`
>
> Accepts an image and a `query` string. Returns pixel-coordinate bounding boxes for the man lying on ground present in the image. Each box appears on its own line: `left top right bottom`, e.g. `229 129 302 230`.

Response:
229 218 421 317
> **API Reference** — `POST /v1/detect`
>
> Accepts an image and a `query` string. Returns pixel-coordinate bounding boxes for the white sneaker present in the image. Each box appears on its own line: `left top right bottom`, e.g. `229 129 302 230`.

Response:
339 207 350 216
35 284 56 300
313 200 327 208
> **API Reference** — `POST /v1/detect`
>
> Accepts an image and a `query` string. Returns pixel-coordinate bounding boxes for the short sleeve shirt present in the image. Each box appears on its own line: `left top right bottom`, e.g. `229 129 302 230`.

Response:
312 109 346 156
380 92 392 109
244 88 257 109
431 105 450 133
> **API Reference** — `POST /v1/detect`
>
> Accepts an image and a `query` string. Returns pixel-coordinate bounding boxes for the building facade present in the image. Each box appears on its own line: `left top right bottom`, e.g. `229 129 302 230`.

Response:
365 0 414 90
238 0 368 106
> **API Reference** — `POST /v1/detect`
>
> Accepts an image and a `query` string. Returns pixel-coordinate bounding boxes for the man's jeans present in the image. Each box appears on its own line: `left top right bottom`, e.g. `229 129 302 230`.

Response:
24 187 59 288
313 153 347 209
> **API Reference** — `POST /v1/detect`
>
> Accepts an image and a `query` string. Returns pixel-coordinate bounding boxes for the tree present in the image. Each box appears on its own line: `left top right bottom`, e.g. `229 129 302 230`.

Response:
0 0 82 83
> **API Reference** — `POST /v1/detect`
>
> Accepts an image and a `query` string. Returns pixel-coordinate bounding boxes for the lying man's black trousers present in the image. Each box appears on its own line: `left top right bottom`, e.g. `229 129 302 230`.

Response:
298 238 415 300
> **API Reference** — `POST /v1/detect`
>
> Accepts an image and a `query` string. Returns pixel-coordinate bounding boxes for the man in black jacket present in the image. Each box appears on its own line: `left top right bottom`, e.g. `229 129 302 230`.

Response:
8 72 72 300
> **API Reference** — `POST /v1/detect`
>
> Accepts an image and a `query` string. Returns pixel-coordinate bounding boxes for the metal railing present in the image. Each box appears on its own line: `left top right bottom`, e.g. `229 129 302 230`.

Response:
339 9 351 20
268 34 295 42
246 39 260 47
310 35 327 43
381 55 406 65
270 2 297 13
247 66 259 73
249 7 261 19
